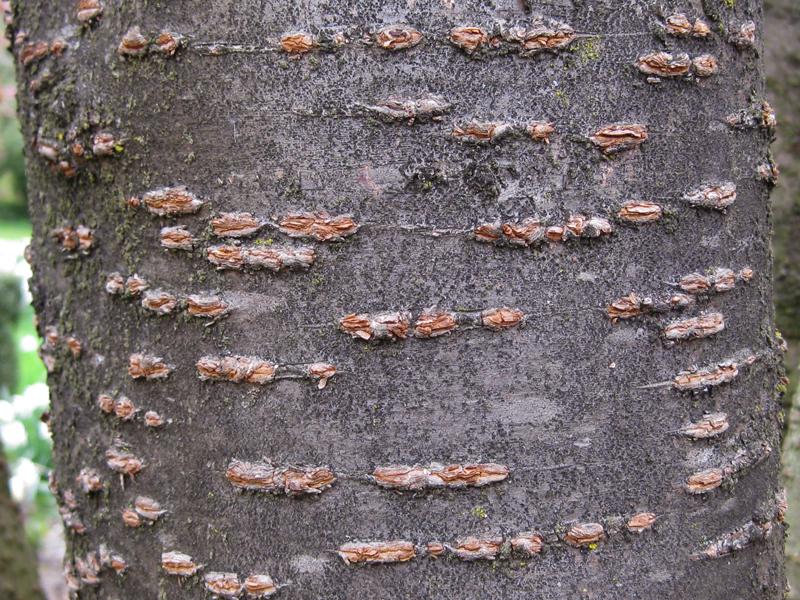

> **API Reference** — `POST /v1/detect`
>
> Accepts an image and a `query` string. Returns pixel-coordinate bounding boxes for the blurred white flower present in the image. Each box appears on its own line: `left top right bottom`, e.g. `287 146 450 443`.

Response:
9 457 40 504
0 238 30 275
0 400 12 423
19 334 38 352
12 382 49 418
1 420 27 449
0 238 32 303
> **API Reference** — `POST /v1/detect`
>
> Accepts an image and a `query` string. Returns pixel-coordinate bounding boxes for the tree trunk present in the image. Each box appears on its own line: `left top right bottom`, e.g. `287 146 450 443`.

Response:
12 0 785 598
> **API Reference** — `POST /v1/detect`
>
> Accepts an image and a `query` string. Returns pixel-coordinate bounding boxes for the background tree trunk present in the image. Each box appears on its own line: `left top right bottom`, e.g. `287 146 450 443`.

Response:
0 273 44 600
13 0 785 598
765 0 800 594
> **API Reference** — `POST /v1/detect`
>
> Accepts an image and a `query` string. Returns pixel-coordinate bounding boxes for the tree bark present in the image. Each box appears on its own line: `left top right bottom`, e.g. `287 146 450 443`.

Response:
12 0 785 598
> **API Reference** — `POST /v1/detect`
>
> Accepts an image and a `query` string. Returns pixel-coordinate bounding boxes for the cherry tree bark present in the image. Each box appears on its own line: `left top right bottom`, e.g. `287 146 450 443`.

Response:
12 0 785 598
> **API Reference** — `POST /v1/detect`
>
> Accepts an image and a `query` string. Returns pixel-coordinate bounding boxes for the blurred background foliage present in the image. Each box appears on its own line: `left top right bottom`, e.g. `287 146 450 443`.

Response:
0 22 54 561
0 1 797 598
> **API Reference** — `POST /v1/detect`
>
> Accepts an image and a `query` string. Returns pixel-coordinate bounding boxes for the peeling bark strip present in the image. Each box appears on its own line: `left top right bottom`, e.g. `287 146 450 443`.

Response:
425 542 446 557
225 459 336 495
118 27 148 57
663 312 725 341
105 445 144 476
211 212 264 237
76 0 103 23
683 182 737 210
777 490 788 523
693 55 719 78
278 212 359 241
686 468 724 494
124 274 149 296
144 410 165 427
692 519 774 561
375 25 423 50
141 289 179 315
339 308 523 341
97 393 114 414
664 14 710 38
337 516 649 566
196 356 334 388
280 32 317 54
20 39 61 67
726 100 776 131
686 442 772 494
204 572 243 598
108 272 231 321
627 513 656 533
564 522 606 547
607 268 752 322
452 121 512 144
503 22 575 55
197 355 275 384
510 533 544 556
590 124 648 154
449 26 489 54
678 267 753 295
370 463 509 490
679 412 730 439
128 186 203 216
636 52 718 79
244 574 278 598
92 132 118 156
122 509 142 528
673 360 739 391
338 541 416 565
339 311 410 341
118 27 183 57
113 396 137 420
128 353 173 380
207 244 316 272
636 52 691 77
77 468 103 494
162 551 202 576
414 309 458 338
451 536 504 560
134 496 166 521
72 546 126 579
527 121 555 143
359 95 450 123
474 215 613 247
185 294 229 318
52 225 94 254
730 21 756 50
481 307 524 330
617 201 663 223
757 161 780 186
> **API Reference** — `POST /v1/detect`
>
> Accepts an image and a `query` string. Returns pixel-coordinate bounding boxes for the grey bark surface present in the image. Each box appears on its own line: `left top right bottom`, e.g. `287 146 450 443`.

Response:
13 0 785 598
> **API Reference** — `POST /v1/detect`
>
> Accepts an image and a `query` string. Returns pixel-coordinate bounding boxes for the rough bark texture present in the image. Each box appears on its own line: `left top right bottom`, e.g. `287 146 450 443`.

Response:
13 0 785 598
